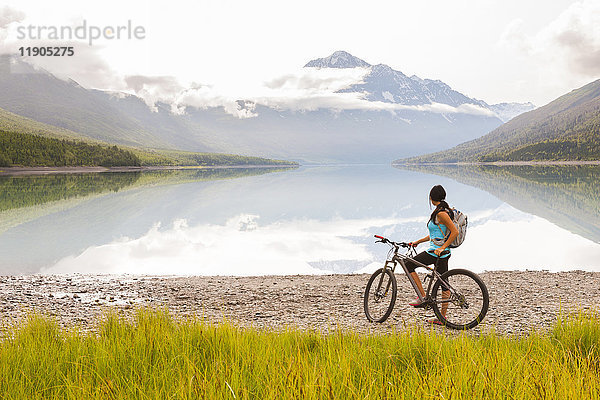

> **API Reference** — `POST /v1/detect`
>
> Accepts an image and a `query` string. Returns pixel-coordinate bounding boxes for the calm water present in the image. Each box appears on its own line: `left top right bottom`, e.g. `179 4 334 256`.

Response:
1 165 599 275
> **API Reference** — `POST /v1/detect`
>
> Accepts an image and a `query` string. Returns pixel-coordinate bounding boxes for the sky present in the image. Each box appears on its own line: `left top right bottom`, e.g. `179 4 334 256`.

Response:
0 0 599 114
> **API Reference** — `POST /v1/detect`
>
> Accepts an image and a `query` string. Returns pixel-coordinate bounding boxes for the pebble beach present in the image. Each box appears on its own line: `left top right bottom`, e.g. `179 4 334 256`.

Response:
1 270 599 336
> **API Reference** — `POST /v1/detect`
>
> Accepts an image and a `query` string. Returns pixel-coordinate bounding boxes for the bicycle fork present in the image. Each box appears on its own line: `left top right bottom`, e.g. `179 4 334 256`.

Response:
377 261 396 297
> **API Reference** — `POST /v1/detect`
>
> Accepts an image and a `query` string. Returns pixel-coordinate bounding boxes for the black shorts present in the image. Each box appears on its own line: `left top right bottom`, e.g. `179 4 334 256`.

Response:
404 251 450 275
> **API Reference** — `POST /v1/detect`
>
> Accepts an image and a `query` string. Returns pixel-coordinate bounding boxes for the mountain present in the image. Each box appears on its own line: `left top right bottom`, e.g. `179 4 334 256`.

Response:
0 56 173 149
488 102 536 123
103 52 516 162
397 79 600 163
0 59 296 167
333 63 482 107
306 51 534 117
0 105 95 141
99 51 510 162
0 52 532 163
304 50 371 68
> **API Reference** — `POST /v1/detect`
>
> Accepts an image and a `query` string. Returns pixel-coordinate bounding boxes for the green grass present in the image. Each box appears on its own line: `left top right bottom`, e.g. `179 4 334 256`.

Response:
1 310 599 399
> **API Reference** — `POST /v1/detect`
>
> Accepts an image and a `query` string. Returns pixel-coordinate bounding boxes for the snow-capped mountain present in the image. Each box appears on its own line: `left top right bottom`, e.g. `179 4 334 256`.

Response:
306 51 533 120
307 51 480 107
488 102 536 122
0 53 532 163
304 50 371 68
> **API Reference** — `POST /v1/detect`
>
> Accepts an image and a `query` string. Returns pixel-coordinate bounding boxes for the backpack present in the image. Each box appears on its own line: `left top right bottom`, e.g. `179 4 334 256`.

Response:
436 207 468 248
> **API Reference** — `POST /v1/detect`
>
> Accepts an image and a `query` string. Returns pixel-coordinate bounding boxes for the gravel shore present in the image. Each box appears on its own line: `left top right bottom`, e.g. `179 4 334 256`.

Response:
1 271 598 336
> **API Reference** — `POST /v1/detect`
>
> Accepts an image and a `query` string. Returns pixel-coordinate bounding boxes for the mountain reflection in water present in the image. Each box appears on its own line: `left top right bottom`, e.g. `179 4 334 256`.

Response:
398 164 600 244
1 165 599 275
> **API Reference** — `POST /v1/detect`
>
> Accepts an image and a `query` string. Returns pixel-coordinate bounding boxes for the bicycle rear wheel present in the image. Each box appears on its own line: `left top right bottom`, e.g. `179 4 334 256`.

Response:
431 269 489 330
364 268 397 323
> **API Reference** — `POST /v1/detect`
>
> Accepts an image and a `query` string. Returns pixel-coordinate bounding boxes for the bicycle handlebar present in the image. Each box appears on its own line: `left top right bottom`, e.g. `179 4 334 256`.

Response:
373 234 410 248
373 234 449 256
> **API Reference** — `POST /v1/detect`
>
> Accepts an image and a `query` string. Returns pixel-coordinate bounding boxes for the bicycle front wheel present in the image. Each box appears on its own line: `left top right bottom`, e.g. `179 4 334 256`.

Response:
431 269 489 330
364 268 397 323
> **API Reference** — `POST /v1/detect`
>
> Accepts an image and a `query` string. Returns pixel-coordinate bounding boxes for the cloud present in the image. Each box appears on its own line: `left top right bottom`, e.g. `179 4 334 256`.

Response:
3 17 495 120
265 67 369 91
2 40 122 91
20 42 124 89
500 0 600 78
0 6 24 29
547 0 600 76
0 10 124 90
0 9 133 90
0 6 25 49
7 54 497 119
173 84 259 118
124 75 185 112
251 90 495 116
117 67 374 118
118 66 495 118
498 18 531 53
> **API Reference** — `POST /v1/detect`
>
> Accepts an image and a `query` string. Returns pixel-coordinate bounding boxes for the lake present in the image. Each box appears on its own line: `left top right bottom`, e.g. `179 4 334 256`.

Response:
1 164 599 275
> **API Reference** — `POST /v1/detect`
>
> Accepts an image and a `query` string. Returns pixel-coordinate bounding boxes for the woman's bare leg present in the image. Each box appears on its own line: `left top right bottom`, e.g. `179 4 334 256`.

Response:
441 290 450 317
410 272 426 298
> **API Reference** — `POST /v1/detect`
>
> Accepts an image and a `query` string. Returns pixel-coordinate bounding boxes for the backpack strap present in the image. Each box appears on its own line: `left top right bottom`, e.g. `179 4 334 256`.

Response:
435 208 452 240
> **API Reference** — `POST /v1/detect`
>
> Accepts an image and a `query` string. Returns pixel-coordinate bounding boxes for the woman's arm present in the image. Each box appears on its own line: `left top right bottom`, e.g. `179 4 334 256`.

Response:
411 235 430 246
434 211 458 254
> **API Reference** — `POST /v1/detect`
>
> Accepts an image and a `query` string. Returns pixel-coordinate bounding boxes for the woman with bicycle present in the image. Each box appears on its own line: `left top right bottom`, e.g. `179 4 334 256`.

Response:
406 184 458 325
365 184 488 329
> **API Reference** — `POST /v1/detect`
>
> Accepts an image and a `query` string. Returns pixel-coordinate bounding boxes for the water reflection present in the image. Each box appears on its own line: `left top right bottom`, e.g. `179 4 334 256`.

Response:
0 168 294 235
399 164 600 243
42 215 401 275
1 165 599 275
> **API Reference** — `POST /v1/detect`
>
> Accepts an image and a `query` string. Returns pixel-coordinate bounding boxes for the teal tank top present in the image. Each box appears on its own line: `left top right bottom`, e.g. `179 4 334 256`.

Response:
427 219 451 258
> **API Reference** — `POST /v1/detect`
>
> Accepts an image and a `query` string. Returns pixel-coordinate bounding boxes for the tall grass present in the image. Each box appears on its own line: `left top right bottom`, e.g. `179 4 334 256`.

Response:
0 309 598 399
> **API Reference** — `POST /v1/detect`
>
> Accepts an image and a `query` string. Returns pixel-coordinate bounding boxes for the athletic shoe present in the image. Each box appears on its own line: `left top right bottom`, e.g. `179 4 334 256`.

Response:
409 298 427 308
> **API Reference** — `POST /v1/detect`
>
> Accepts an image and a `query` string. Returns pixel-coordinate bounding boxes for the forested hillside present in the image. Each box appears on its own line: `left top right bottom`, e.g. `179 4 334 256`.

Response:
0 130 297 168
0 130 141 167
131 149 297 167
397 79 600 163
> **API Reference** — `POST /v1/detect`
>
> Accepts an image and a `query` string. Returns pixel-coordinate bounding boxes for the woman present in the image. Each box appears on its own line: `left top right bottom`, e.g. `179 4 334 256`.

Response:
406 184 458 325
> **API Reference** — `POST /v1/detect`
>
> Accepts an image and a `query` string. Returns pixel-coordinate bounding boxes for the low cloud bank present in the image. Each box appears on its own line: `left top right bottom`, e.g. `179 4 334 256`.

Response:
119 67 496 119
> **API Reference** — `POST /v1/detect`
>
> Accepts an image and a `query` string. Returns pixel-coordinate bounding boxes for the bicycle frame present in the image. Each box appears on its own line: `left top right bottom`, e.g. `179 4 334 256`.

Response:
367 235 489 329
382 244 452 304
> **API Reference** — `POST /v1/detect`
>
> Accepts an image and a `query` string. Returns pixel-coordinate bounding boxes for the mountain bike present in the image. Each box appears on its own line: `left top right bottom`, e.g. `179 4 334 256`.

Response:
363 235 489 330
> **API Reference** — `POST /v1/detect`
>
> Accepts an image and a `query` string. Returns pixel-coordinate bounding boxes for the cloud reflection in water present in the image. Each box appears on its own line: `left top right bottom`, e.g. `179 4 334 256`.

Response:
42 199 600 275
43 215 414 275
